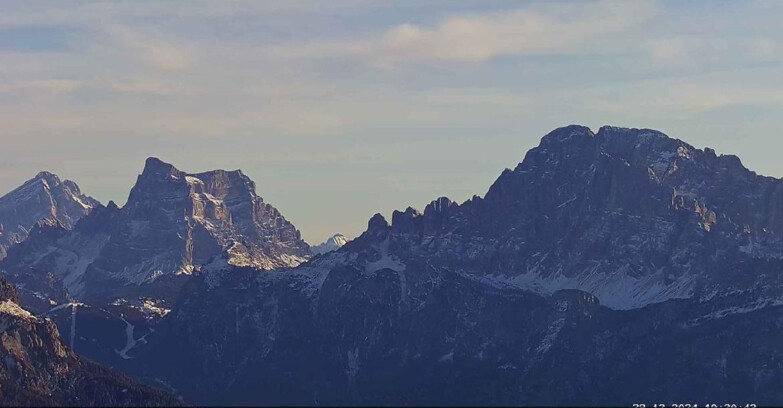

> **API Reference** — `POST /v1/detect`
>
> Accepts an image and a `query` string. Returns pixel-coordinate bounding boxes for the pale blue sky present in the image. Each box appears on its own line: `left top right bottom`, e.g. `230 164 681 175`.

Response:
1 0 782 244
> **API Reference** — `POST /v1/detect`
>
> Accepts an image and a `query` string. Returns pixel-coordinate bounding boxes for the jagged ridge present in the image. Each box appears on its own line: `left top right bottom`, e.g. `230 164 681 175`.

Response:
372 125 783 309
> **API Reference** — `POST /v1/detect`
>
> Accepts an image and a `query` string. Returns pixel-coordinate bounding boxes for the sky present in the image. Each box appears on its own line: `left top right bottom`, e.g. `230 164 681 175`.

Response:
1 0 782 244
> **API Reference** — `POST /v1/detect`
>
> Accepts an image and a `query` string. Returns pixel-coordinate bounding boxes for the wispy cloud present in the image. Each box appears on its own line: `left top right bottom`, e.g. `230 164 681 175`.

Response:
272 1 658 66
109 78 198 96
100 26 195 71
645 36 779 69
0 79 79 95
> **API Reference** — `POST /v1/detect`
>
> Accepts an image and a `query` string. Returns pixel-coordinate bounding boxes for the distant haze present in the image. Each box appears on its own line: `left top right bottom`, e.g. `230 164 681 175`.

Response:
1 0 782 244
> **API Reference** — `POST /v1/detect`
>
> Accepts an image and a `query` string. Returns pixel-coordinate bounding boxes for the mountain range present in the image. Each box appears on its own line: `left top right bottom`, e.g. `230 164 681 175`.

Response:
1 157 310 309
2 125 783 405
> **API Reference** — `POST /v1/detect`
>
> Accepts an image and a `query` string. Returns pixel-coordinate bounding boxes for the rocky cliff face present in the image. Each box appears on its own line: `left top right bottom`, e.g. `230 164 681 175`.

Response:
0 172 99 259
125 125 783 405
0 158 310 304
0 275 179 406
120 158 310 272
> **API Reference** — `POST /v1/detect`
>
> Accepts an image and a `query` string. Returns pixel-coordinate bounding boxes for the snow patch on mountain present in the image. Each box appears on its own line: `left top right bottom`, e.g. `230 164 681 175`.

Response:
117 316 136 360
683 295 783 327
474 265 695 310
360 237 406 275
294 251 359 297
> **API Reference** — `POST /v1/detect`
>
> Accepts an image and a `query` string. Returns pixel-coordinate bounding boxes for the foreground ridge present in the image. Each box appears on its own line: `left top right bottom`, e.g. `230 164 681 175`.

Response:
0 275 180 406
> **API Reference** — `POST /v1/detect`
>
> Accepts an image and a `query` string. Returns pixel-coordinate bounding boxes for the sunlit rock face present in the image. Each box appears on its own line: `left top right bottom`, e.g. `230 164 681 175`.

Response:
0 157 310 304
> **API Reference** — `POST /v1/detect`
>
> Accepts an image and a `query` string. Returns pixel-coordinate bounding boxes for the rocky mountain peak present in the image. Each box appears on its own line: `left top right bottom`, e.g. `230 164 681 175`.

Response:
141 157 182 178
105 200 120 211
367 213 390 234
524 125 686 173
532 125 755 183
424 197 457 216
130 158 259 210
311 233 350 255
537 124 595 148
391 207 422 232
0 171 99 258
33 170 61 185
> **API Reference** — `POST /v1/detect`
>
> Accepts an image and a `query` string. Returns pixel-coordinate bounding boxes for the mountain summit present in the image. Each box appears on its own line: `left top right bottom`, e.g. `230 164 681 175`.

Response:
121 157 310 271
0 158 310 304
311 233 349 255
0 172 99 259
